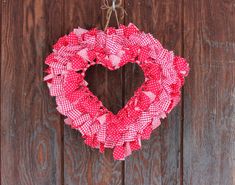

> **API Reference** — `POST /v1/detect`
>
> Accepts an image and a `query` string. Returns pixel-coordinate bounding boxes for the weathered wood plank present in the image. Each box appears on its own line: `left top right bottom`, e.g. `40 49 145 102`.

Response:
183 0 235 184
124 0 183 184
63 1 124 184
1 0 63 184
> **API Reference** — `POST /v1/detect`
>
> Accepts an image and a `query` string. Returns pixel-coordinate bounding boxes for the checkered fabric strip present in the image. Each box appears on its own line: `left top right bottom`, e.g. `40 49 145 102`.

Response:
79 120 92 136
138 111 152 131
56 98 74 114
67 109 82 120
106 36 122 54
73 114 91 127
90 121 100 135
124 124 138 142
50 83 64 96
149 103 162 116
139 33 152 47
45 54 56 65
97 123 106 143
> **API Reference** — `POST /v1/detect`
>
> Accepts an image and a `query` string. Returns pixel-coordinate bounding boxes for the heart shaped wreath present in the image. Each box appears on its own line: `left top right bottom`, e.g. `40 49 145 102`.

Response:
44 23 189 160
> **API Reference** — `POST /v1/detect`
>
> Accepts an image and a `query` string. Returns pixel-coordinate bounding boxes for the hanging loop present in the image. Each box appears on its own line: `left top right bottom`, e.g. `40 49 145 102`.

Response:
101 0 127 31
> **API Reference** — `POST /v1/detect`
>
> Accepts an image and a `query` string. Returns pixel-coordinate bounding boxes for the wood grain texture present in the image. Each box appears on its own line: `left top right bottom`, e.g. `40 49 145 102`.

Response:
183 0 235 184
1 0 63 184
124 0 183 185
1 0 235 184
63 1 123 184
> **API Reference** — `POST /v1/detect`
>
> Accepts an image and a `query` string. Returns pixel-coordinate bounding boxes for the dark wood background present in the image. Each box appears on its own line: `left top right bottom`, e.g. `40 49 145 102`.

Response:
1 0 235 185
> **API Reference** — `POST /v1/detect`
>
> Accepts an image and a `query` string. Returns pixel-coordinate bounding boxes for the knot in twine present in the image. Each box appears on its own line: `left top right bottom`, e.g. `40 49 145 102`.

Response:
101 0 127 30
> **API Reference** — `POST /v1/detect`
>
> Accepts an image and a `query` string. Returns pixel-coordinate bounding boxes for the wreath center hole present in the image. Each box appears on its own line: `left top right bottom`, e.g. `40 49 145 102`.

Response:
84 63 145 114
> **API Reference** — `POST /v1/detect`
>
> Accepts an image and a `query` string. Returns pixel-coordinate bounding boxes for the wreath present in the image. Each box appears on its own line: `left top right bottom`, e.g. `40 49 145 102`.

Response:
44 23 189 160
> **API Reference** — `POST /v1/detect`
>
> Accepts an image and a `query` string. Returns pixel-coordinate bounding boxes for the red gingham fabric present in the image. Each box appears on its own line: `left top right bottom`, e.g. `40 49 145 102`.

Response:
44 23 189 160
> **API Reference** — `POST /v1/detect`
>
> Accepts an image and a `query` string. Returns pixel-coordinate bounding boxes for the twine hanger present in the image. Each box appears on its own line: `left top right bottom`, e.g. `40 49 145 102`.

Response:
101 0 127 30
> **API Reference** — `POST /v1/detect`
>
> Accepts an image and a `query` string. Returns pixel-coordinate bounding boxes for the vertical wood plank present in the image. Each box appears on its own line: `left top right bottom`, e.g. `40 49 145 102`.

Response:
1 0 63 184
124 0 183 184
63 1 124 184
183 0 235 184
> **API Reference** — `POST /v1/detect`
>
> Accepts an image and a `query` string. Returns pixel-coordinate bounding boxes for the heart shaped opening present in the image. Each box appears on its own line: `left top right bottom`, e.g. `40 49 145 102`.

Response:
84 63 145 114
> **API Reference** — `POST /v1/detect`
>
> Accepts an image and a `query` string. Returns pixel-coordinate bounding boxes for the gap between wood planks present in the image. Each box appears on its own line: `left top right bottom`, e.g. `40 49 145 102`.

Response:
61 0 65 184
180 0 184 184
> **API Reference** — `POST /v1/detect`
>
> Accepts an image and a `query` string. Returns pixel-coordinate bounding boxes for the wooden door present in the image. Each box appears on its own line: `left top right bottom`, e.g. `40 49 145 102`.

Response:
1 0 235 185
